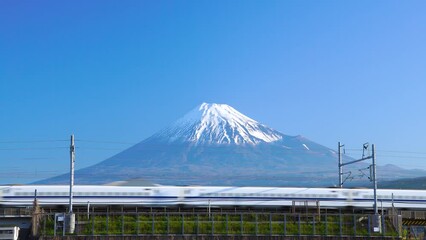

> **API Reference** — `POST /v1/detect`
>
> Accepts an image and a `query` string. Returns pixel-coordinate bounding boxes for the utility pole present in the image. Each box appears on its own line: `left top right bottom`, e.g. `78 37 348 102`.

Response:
67 134 76 234
69 134 75 213
372 144 380 233
338 142 343 188
32 189 40 238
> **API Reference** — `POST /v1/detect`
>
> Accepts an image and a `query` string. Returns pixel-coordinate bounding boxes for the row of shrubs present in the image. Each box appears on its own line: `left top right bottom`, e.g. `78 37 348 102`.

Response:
39 213 398 237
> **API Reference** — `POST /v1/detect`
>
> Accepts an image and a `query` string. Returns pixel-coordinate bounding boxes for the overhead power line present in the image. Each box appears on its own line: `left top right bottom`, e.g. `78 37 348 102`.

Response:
0 147 68 151
0 140 68 144
76 140 136 145
345 149 426 155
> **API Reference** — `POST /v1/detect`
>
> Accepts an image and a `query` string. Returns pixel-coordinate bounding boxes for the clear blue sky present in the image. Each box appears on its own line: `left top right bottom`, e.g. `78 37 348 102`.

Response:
1 1 426 184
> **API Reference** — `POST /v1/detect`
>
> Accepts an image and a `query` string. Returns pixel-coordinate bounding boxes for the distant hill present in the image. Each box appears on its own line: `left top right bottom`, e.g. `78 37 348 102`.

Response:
38 103 426 186
379 176 426 189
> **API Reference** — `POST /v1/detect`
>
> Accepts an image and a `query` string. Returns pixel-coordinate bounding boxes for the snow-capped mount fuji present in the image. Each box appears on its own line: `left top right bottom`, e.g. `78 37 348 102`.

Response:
151 103 283 145
39 102 420 186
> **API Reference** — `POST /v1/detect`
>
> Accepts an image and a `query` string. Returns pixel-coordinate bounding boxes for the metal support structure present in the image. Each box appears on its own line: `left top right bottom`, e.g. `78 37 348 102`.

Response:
69 135 75 213
67 134 76 234
338 142 343 188
372 144 378 216
372 144 380 233
337 142 380 232
87 201 90 219
208 199 211 219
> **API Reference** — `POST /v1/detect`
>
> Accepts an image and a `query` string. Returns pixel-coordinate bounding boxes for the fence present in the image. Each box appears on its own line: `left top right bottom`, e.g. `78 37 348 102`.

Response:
38 212 400 238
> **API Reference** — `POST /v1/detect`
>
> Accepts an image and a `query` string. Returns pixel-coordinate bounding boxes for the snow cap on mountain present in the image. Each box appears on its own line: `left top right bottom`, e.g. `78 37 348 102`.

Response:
153 102 283 145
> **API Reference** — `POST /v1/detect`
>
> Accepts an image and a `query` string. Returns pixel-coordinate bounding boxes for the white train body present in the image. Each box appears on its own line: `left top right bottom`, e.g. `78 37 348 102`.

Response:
1 185 426 209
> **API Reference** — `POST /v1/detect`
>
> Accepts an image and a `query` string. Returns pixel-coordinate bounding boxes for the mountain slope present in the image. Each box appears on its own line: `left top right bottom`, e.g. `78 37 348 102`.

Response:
39 103 424 186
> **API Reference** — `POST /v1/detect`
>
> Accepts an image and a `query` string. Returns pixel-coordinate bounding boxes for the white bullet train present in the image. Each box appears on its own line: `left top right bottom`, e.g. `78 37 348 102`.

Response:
1 185 426 209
